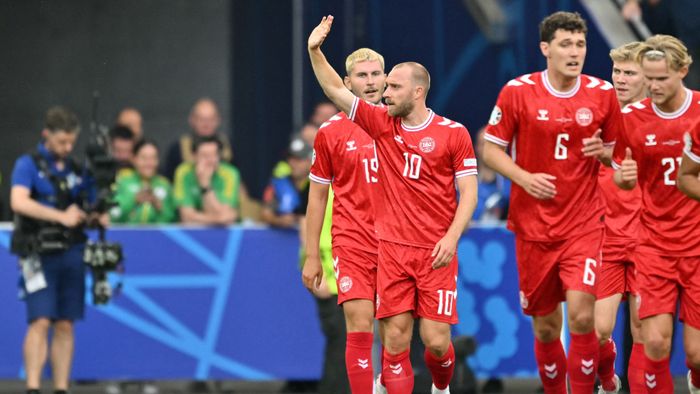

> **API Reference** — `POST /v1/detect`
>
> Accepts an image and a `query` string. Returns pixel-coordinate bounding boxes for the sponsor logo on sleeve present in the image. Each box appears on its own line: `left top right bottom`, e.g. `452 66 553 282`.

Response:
488 106 502 126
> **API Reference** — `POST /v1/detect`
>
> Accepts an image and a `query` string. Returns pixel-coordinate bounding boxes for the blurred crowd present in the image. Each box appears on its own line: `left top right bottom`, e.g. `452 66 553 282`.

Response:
102 98 346 229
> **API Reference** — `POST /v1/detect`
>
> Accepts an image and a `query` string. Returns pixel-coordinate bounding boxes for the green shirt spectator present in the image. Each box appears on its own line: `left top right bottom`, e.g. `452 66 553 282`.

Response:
173 162 241 211
111 172 176 224
110 139 176 224
174 134 241 225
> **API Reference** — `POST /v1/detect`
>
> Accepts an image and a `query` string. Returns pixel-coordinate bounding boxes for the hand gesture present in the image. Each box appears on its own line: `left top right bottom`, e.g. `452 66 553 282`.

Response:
582 129 604 158
60 204 86 227
195 161 214 189
431 233 458 269
620 148 637 183
301 255 323 292
308 15 334 51
522 173 557 200
135 188 154 204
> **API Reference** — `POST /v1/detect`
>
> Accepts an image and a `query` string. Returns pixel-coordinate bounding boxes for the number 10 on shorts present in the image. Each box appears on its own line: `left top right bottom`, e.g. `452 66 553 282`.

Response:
437 289 456 316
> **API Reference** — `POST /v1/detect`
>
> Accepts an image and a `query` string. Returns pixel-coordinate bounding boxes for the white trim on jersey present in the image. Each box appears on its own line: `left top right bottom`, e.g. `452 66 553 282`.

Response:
349 96 359 121
541 70 581 98
603 141 616 147
401 110 435 132
652 88 693 119
309 173 332 185
685 147 700 164
611 160 622 170
484 133 509 147
455 169 478 178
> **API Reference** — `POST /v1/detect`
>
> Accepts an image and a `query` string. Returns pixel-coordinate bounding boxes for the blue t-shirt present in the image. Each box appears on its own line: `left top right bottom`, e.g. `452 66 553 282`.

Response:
11 143 95 208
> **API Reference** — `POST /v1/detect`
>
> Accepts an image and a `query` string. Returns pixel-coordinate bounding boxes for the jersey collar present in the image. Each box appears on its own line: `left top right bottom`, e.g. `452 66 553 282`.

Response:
652 88 693 119
401 109 434 132
542 70 581 98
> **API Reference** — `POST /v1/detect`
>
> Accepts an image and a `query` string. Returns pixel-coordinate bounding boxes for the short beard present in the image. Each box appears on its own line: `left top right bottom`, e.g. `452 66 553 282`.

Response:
388 100 413 118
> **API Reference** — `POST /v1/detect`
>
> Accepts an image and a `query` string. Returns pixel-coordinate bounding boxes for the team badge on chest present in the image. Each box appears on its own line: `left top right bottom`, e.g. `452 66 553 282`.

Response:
419 137 436 153
575 107 593 126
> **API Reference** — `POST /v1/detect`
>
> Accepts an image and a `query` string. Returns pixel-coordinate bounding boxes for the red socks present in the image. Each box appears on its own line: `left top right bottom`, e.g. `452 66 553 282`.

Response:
382 348 413 394
424 342 455 390
534 338 568 394
687 359 700 389
628 343 646 393
644 355 673 393
597 338 617 391
568 331 599 394
346 332 374 394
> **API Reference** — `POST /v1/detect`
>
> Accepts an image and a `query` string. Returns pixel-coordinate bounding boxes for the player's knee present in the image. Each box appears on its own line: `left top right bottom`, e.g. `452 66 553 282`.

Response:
346 316 374 333
644 335 672 359
595 325 613 344
383 326 411 353
568 310 594 333
684 343 700 368
533 324 559 342
423 336 450 357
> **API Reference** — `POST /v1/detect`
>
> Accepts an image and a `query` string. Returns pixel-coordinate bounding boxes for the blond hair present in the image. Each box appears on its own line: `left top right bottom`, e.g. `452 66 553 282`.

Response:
345 48 385 75
610 41 643 63
636 34 693 71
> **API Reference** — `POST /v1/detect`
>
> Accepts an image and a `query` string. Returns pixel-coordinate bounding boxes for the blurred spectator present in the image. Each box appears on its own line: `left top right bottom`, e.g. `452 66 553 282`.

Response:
173 134 240 225
309 101 338 128
298 122 319 146
115 107 144 141
164 98 233 179
622 0 700 89
474 127 510 223
109 126 136 171
261 136 312 228
110 139 176 224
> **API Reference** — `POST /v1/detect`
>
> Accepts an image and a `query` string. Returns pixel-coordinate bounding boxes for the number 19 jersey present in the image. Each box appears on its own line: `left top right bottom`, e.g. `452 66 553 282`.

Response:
485 71 623 241
309 112 378 252
349 97 477 248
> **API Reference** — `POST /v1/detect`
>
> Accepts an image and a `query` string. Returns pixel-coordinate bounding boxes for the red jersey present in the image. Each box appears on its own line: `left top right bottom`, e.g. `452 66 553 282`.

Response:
309 112 378 252
485 71 623 241
612 89 700 256
598 165 641 260
687 117 700 164
349 97 477 248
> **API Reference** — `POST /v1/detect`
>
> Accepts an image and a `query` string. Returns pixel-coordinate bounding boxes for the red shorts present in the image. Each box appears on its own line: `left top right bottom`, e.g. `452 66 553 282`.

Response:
515 229 603 316
376 240 458 324
635 251 700 329
333 246 378 305
597 242 637 300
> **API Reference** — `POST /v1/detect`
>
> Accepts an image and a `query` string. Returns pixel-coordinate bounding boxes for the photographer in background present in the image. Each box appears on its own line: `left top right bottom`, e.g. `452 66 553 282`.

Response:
10 106 103 394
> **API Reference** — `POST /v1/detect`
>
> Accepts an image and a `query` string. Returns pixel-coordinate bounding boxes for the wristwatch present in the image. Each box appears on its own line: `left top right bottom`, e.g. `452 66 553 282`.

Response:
200 185 211 195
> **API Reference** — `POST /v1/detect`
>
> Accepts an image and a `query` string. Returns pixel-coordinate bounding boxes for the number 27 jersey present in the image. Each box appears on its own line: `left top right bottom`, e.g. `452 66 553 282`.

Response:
349 97 477 248
485 71 623 241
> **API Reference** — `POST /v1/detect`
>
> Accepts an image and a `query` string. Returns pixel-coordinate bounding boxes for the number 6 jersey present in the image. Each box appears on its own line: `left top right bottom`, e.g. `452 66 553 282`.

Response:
349 97 477 248
485 71 623 241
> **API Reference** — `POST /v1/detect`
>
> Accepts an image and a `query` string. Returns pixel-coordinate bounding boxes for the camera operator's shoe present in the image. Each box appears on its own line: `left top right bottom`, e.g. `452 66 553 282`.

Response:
597 374 621 394
689 371 700 394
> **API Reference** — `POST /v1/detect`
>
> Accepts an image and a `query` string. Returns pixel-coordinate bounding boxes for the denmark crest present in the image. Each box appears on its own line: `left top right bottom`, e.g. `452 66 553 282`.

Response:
575 107 593 126
339 276 353 293
419 137 436 153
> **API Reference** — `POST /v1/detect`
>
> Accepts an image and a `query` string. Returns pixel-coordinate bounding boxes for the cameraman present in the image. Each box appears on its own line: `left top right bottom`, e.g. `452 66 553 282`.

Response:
10 106 102 394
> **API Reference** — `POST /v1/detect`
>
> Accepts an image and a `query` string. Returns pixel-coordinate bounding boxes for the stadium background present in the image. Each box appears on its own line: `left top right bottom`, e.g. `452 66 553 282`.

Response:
0 0 691 391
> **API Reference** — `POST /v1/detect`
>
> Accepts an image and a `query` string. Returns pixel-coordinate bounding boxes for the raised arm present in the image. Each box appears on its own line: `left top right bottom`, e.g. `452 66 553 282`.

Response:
307 15 355 115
